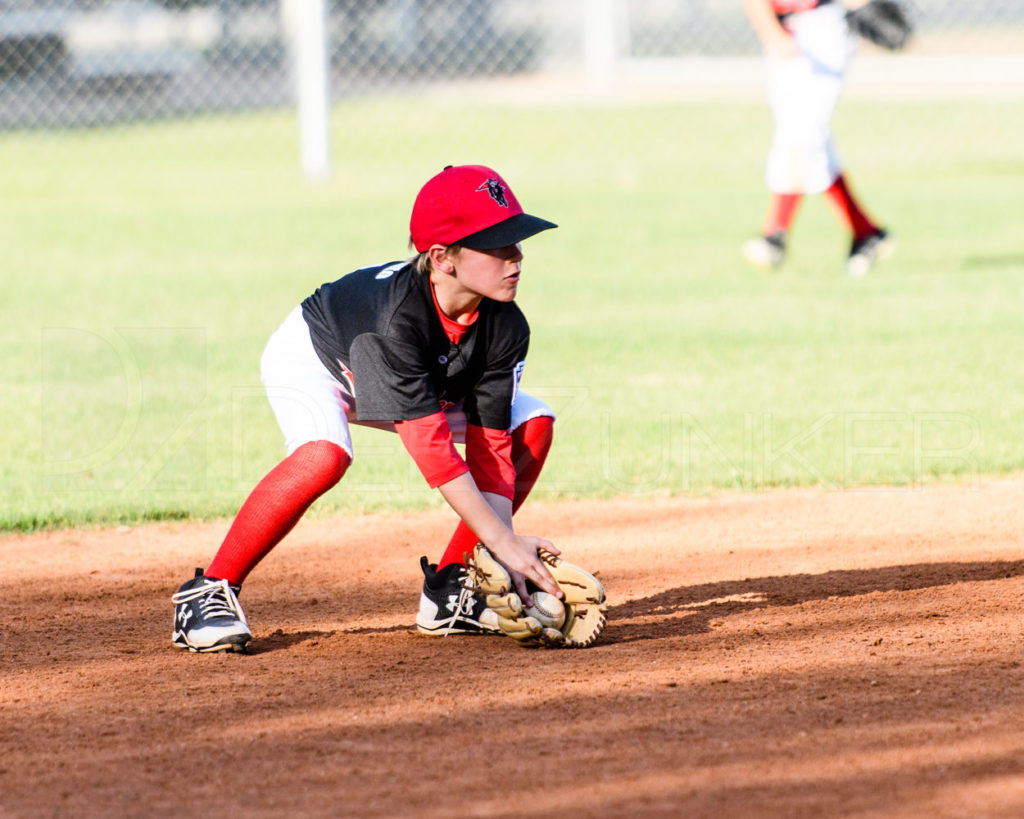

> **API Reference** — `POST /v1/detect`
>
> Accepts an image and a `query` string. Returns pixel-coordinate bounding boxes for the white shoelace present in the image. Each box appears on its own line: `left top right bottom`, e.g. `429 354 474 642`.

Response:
172 578 248 625
443 583 477 637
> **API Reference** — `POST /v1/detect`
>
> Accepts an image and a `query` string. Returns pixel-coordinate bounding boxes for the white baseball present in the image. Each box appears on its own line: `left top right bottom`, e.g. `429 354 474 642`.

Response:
525 591 565 630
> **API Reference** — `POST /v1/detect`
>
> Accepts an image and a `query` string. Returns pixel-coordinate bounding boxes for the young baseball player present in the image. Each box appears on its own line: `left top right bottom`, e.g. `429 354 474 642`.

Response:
172 164 564 653
741 0 895 276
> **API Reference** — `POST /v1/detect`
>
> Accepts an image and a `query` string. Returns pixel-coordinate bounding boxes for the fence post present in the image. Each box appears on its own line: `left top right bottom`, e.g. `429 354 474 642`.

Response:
282 0 332 181
584 0 619 94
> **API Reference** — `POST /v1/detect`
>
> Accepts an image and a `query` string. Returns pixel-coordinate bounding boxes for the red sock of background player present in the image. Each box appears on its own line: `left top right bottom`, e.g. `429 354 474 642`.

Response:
437 416 554 570
823 174 877 240
205 440 350 586
762 192 802 236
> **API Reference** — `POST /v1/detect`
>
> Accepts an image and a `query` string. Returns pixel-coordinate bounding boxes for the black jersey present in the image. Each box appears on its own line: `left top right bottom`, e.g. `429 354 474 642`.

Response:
301 261 530 429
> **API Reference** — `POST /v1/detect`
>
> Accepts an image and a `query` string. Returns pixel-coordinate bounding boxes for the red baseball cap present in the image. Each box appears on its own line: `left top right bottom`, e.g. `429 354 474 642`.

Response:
409 165 557 252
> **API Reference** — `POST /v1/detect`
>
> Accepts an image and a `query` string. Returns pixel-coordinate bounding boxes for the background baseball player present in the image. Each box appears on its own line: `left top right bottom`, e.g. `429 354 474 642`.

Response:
741 0 903 275
172 164 571 653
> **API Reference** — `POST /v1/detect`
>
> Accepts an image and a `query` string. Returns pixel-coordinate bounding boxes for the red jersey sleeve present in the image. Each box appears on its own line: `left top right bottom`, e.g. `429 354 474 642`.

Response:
395 412 469 488
465 423 515 500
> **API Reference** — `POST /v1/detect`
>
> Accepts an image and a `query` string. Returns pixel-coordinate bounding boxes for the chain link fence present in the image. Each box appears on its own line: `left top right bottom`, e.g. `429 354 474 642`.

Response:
1 0 1022 133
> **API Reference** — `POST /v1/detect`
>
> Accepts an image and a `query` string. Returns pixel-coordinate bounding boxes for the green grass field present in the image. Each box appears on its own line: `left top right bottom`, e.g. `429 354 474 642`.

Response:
2 96 1022 531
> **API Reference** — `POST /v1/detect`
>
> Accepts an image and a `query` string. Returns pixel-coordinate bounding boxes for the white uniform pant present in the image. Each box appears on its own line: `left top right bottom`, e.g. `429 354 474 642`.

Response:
259 306 554 459
764 2 854 195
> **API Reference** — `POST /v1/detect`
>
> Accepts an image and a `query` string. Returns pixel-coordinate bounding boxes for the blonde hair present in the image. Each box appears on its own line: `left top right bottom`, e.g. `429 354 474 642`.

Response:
408 239 461 274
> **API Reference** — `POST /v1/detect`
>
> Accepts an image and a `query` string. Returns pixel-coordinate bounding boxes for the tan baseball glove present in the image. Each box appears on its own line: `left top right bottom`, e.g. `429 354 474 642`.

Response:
465 544 607 648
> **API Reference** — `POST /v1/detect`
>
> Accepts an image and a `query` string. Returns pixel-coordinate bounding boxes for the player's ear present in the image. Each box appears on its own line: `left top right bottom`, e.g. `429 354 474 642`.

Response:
428 244 455 274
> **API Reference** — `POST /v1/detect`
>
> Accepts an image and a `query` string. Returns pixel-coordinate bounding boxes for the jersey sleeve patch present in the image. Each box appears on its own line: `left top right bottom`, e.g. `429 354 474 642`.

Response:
511 359 526 405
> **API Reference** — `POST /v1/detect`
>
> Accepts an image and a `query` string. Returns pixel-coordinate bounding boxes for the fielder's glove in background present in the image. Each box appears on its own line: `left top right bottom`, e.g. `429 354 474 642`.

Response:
846 0 913 50
465 544 607 648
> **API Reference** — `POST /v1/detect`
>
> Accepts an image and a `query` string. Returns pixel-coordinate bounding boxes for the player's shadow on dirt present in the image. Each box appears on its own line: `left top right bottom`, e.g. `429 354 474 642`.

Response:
603 559 1024 645
248 629 336 654
247 624 413 653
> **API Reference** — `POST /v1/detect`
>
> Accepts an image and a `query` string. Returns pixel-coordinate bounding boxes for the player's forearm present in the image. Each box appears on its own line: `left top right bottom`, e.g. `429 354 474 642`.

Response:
745 0 801 58
437 471 513 547
743 0 786 43
439 471 562 599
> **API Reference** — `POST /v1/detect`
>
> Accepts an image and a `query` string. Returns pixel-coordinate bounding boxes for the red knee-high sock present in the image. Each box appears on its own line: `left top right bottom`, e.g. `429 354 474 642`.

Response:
762 192 802 236
437 416 554 569
205 440 350 586
511 415 554 514
438 522 484 570
823 174 877 240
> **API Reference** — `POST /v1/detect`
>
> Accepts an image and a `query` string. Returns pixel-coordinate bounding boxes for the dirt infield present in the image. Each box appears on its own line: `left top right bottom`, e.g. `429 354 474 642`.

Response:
3 480 1024 818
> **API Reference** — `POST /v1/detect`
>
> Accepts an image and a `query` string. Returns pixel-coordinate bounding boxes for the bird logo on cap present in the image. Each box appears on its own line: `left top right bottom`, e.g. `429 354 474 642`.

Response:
476 178 509 208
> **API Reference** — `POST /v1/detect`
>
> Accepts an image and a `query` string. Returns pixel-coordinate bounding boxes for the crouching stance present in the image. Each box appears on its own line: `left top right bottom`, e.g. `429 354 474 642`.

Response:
172 164 594 653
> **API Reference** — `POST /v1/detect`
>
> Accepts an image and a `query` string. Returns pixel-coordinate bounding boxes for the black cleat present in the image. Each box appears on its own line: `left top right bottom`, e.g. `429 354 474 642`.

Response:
742 230 786 270
171 568 252 653
846 228 895 276
415 557 499 636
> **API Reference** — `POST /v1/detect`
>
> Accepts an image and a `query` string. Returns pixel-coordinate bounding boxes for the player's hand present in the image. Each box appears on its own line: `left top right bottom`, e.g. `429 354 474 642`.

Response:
508 569 530 603
485 531 562 600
